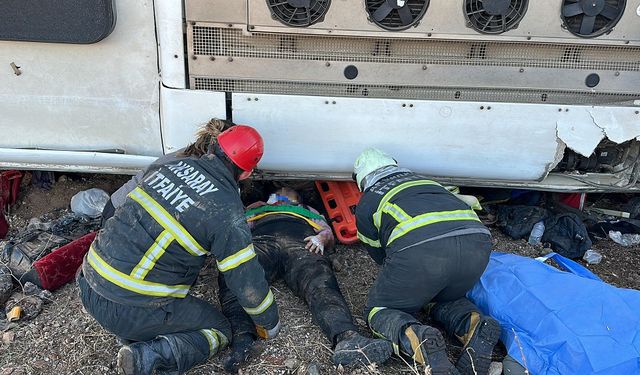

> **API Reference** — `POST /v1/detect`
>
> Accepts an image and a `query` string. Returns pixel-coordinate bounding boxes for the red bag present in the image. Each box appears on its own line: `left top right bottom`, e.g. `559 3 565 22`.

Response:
0 170 23 209
0 205 8 239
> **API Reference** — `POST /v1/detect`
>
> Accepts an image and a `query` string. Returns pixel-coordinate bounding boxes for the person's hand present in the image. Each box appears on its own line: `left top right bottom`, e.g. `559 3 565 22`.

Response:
304 235 325 255
222 333 259 373
246 201 267 209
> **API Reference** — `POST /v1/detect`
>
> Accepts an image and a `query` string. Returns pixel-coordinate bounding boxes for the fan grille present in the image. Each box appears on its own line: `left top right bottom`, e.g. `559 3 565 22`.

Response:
266 0 331 27
562 0 626 38
465 0 528 34
366 0 430 31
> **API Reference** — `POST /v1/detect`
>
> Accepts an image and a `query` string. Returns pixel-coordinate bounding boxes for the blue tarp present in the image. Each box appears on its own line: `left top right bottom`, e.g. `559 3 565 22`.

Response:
468 252 640 375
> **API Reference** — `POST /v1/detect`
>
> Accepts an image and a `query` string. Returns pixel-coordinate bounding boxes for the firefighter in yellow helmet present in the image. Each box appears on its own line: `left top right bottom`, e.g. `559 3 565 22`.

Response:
352 148 501 375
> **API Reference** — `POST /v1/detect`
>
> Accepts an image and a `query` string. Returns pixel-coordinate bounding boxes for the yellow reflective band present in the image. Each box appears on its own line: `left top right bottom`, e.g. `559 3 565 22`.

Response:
87 246 190 298
129 188 207 256
244 289 274 316
382 202 412 223
217 244 256 272
247 212 323 231
200 329 228 356
368 306 387 324
387 209 480 245
357 231 381 248
373 180 442 229
130 230 174 279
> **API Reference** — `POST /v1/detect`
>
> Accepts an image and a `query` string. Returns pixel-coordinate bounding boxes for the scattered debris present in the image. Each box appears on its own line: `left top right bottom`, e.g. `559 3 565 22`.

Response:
588 208 631 219
306 362 321 375
6 306 21 322
2 331 15 344
69 188 109 218
609 231 640 247
5 296 43 321
488 361 503 375
285 358 300 371
583 249 603 265
9 62 21 76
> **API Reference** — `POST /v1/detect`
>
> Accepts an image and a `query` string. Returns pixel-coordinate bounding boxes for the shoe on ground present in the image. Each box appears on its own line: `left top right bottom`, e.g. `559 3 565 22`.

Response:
332 331 393 366
117 337 178 375
455 316 501 375
402 325 459 375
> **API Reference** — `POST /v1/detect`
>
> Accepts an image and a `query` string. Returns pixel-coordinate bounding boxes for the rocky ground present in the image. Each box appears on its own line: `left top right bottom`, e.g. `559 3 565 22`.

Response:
0 173 639 375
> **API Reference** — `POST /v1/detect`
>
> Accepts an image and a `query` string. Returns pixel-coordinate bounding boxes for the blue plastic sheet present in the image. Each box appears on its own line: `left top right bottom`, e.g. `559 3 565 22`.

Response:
468 252 640 375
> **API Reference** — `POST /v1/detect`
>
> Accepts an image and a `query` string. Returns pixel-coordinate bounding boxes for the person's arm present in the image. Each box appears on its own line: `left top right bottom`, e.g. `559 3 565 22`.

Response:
355 199 386 265
217 272 261 372
304 206 335 255
211 209 280 339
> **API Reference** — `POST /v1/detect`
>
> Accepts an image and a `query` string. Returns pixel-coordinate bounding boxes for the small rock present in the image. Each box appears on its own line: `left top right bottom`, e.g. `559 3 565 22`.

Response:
32 360 48 371
0 272 13 307
331 258 343 273
285 358 299 370
23 282 41 296
307 362 321 375
38 290 53 303
2 331 15 344
488 361 503 375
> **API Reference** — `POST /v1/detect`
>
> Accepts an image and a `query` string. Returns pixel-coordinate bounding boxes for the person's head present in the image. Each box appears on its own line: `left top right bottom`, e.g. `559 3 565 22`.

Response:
352 147 397 191
268 187 301 205
181 119 264 182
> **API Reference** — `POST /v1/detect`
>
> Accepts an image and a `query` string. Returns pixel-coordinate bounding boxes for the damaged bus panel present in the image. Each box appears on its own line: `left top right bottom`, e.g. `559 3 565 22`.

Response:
0 0 639 191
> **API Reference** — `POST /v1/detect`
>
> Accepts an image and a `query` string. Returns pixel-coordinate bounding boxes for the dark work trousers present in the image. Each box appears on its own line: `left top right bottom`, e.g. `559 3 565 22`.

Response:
219 217 357 346
78 273 231 372
365 233 492 350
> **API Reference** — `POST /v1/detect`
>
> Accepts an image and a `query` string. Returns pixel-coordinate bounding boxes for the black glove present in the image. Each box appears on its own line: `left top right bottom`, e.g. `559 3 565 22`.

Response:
222 333 257 373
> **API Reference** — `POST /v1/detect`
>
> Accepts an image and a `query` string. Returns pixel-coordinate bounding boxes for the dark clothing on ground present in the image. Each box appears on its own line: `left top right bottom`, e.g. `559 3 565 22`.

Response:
355 170 492 351
220 216 356 345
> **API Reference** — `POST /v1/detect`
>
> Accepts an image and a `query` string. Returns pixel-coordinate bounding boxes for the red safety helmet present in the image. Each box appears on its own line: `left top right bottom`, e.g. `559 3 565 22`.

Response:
217 125 264 171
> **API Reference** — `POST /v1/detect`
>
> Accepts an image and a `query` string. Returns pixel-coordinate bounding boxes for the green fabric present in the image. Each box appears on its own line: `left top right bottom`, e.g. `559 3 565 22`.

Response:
245 205 325 222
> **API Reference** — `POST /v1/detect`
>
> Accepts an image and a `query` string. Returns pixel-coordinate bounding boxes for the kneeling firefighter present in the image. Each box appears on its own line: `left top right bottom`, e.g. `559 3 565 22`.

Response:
353 148 501 375
78 122 281 375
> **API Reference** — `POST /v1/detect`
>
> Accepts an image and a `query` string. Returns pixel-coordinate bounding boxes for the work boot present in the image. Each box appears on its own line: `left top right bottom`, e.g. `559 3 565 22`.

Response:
332 330 393 366
117 336 178 375
455 314 501 375
400 324 459 375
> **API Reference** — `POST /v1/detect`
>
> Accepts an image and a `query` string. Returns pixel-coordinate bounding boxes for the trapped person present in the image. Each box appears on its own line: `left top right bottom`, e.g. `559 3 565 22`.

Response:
78 122 281 375
352 148 501 375
219 187 394 372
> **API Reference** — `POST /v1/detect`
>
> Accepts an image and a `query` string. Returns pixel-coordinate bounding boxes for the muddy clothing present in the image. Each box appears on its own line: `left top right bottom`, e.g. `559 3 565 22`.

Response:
78 272 229 372
80 154 279 368
220 212 356 345
354 171 491 352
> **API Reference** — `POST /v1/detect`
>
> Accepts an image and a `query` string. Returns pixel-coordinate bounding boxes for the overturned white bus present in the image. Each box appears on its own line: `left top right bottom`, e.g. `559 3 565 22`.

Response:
1 0 639 191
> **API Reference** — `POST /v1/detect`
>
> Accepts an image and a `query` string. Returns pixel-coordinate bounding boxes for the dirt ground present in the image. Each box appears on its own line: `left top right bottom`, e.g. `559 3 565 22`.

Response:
1 173 639 375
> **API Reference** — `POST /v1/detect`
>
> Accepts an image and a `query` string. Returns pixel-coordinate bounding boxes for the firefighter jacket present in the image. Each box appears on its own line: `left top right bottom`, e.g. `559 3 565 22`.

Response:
82 154 279 331
355 171 490 265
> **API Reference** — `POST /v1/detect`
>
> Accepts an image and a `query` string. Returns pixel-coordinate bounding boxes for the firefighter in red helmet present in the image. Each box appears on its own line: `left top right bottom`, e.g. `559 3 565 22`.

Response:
78 119 280 375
